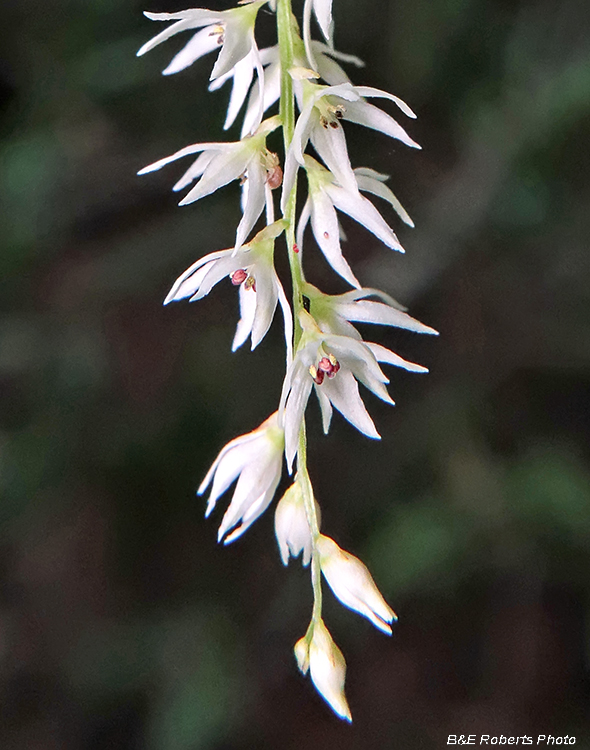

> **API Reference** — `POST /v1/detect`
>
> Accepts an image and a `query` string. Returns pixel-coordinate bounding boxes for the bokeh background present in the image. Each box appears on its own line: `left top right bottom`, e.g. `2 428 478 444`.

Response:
1 0 590 747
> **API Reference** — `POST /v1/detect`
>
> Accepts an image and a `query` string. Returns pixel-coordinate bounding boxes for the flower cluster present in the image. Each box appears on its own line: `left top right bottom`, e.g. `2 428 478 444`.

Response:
138 0 436 721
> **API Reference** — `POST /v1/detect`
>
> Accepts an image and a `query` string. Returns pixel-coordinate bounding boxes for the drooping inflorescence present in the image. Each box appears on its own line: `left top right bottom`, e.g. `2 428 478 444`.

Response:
137 0 437 721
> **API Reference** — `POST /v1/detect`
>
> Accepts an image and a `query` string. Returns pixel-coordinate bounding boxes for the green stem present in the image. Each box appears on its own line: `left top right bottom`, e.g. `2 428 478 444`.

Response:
277 0 304 350
277 0 322 627
297 425 322 623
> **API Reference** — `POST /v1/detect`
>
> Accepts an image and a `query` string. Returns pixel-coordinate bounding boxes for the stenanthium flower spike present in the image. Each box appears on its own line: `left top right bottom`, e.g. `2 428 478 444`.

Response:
137 0 436 721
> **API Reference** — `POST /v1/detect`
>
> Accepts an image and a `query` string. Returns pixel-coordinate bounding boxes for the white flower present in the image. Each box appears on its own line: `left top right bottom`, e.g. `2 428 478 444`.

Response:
282 80 419 208
294 619 352 722
274 478 320 566
164 221 293 360
317 535 396 635
281 310 396 470
138 117 280 251
137 1 265 83
304 281 437 345
239 41 362 138
301 284 437 436
296 156 406 288
198 411 285 544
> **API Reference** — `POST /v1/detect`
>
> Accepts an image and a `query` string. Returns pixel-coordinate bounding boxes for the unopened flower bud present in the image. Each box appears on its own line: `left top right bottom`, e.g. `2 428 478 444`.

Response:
274 480 319 566
294 636 310 674
308 619 352 722
317 535 397 634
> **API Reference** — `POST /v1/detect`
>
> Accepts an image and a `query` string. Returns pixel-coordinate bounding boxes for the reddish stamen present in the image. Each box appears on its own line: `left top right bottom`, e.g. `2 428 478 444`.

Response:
309 365 324 385
327 361 340 379
231 269 248 285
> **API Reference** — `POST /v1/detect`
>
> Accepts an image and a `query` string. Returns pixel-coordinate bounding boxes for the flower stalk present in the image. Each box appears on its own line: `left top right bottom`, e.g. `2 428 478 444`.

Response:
277 0 323 635
137 0 436 721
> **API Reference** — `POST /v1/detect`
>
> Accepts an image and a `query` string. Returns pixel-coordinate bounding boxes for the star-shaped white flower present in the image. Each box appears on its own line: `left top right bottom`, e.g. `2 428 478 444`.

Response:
164 221 293 361
281 302 436 469
295 156 406 288
302 283 437 436
317 535 397 634
137 1 265 83
282 80 419 209
281 311 395 470
199 411 285 544
138 117 280 251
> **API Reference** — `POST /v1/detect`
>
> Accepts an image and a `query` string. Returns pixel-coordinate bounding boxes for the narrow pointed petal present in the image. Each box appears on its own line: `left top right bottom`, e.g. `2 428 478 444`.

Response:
353 85 417 118
200 437 262 513
222 487 276 544
251 264 279 349
309 189 360 288
218 453 278 539
355 172 414 227
342 100 420 149
172 151 216 192
198 428 260 495
277 278 294 369
315 43 364 68
222 53 255 129
235 161 266 250
366 342 428 373
321 369 380 439
210 19 253 81
336 300 438 334
137 142 216 175
284 365 314 470
162 27 221 75
143 10 221 24
190 254 240 300
179 146 251 205
241 60 281 138
164 250 229 304
315 384 333 433
232 283 257 351
342 285 407 311
296 199 311 250
138 14 219 57
327 183 404 252
315 50 351 85
165 261 216 304
309 113 357 192
312 0 333 41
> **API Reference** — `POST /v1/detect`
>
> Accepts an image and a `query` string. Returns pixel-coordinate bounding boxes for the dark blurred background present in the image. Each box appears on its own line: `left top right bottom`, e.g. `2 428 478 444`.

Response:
1 0 590 747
